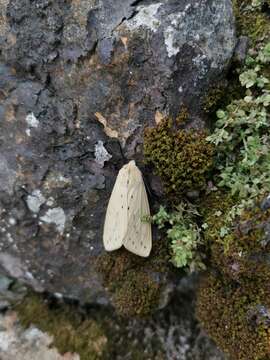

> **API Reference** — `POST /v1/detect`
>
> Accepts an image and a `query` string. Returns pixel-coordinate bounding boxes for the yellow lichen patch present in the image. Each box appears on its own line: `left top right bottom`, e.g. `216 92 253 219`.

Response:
155 110 165 125
95 112 119 138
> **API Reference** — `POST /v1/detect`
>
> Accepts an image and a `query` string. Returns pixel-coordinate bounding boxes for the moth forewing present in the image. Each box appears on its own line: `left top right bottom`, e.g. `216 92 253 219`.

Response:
103 166 128 251
123 163 152 257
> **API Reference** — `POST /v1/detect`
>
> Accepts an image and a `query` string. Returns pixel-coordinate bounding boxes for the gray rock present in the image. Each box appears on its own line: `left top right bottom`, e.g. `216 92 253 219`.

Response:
0 275 13 293
261 194 270 211
0 312 80 360
233 36 250 64
0 0 236 306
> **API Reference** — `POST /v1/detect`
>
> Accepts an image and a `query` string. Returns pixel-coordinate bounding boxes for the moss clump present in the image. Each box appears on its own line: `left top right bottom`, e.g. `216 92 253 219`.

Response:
15 293 108 360
175 106 189 125
213 201 270 283
203 86 227 115
196 273 270 360
233 0 270 44
113 270 159 316
95 238 170 317
144 118 214 197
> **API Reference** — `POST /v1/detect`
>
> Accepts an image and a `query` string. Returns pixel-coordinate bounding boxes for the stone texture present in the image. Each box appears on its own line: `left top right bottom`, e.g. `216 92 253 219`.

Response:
0 280 226 360
0 312 79 360
0 0 236 305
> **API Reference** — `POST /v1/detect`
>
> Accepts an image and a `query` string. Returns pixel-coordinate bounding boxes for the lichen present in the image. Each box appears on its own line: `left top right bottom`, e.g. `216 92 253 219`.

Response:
144 117 214 197
95 238 170 317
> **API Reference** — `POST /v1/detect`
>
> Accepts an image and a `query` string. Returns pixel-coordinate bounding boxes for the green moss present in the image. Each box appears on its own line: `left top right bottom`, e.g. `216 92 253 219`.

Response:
15 291 167 359
175 105 189 125
203 86 227 115
203 78 245 123
195 4 270 358
197 193 270 360
196 273 270 360
200 191 235 245
95 238 170 317
233 0 270 44
15 293 108 360
113 270 159 316
144 118 214 197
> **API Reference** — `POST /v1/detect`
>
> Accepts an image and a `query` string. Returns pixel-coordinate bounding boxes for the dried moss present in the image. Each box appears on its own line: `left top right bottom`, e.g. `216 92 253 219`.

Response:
144 118 214 197
15 293 108 360
95 237 170 317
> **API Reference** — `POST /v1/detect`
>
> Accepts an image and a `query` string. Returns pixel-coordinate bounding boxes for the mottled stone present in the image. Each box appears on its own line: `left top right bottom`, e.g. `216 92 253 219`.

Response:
0 312 79 360
0 0 236 307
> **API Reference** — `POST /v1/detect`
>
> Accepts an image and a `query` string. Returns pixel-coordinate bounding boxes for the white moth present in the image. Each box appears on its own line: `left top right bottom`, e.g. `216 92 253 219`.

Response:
103 160 152 257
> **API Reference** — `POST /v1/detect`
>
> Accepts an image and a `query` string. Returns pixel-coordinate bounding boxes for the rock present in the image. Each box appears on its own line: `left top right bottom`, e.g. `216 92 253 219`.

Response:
233 36 250 64
0 273 27 310
0 0 236 307
0 275 13 292
3 283 225 360
0 312 80 360
261 194 270 211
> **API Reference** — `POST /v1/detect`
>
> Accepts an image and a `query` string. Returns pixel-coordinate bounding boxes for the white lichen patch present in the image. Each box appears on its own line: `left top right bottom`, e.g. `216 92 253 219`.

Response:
192 54 208 78
25 112 39 136
40 208 66 234
26 113 39 128
95 141 112 167
164 25 180 58
26 190 46 214
95 112 118 138
163 2 236 64
126 3 162 33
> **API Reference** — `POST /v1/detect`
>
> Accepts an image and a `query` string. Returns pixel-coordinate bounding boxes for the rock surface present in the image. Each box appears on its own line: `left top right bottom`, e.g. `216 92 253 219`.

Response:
0 312 79 360
0 0 236 304
0 280 226 360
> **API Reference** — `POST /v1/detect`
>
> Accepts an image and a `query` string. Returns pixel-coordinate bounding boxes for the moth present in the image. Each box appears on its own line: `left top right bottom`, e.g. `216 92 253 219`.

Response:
103 160 152 257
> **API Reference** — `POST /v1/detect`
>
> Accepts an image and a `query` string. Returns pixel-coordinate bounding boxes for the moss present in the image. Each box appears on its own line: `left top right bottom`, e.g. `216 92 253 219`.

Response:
196 273 270 360
113 270 159 316
202 192 270 282
196 3 270 357
95 237 170 317
203 86 227 115
232 0 270 44
203 77 245 124
15 293 108 360
175 105 189 125
15 291 167 359
197 193 270 360
200 191 235 246
144 118 214 197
